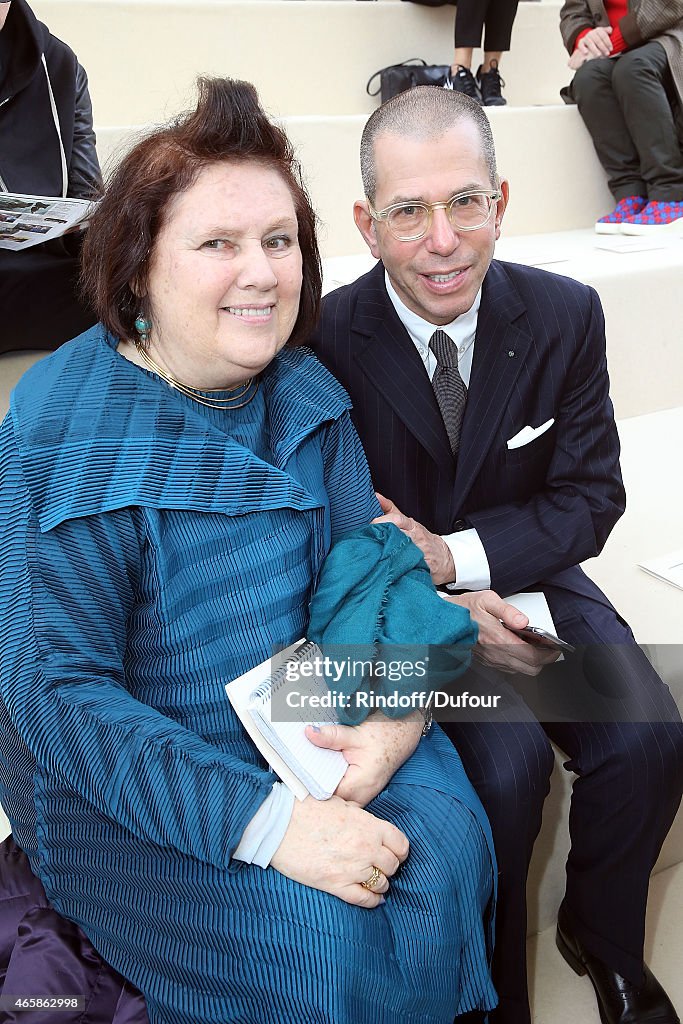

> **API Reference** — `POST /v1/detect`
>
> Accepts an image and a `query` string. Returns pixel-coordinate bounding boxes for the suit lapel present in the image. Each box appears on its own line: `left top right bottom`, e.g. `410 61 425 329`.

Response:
352 264 455 467
453 262 532 508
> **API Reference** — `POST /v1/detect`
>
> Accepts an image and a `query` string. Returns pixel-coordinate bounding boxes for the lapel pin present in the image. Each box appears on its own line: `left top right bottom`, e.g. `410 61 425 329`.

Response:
508 350 515 358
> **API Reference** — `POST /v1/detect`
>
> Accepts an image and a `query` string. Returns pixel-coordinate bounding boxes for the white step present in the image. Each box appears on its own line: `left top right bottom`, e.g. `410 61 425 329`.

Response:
96 104 614 259
583 406 683 650
31 0 570 122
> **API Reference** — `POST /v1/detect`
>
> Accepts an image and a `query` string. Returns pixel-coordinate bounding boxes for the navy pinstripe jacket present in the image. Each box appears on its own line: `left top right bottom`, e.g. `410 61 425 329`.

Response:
311 259 626 602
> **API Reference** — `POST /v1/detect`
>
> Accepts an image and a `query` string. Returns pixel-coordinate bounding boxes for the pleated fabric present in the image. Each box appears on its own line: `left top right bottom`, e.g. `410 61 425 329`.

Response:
0 327 497 1024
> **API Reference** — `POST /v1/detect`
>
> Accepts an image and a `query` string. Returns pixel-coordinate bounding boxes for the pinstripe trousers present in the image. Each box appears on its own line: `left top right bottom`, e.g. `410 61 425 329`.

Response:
442 590 683 1024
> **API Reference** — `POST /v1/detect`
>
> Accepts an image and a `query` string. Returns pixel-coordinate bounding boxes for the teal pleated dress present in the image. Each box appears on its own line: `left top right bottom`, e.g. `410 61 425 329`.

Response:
0 327 497 1024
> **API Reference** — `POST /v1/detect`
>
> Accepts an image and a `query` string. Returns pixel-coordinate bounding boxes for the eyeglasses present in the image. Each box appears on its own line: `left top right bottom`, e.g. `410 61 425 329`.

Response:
368 189 503 241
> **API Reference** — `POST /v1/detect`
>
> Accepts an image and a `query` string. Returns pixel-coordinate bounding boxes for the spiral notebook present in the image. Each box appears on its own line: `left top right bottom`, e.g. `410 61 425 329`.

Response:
225 640 347 801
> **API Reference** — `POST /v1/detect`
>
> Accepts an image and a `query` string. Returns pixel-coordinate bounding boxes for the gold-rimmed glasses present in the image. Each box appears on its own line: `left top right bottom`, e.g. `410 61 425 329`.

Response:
368 189 503 241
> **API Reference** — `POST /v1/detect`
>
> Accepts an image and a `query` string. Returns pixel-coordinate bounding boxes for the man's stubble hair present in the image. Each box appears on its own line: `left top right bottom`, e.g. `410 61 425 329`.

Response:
360 86 499 205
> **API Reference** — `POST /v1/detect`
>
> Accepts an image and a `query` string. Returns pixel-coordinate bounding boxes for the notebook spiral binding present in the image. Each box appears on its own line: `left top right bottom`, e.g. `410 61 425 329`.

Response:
250 640 321 705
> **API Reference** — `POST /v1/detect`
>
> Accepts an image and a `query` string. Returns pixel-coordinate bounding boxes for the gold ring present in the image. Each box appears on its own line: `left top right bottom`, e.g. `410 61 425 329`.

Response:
360 865 384 891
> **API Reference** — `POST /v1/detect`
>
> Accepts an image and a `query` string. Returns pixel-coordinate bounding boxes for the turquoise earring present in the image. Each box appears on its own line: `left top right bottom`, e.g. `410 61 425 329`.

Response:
134 314 152 346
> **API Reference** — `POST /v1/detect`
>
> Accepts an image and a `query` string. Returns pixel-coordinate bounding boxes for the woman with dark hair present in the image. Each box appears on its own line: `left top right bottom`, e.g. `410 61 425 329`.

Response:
0 78 496 1024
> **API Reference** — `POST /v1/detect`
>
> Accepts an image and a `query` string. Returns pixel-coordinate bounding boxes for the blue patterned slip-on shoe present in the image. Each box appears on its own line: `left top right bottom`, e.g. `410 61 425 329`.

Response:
620 199 683 235
595 196 647 234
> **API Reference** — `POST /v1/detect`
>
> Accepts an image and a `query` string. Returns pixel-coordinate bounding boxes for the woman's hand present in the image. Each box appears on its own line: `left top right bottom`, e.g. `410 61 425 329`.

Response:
270 794 410 907
305 711 423 806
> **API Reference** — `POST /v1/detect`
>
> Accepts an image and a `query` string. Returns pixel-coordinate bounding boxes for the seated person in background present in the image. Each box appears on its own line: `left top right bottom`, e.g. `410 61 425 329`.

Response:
449 0 519 106
0 77 497 1024
560 0 683 234
0 0 101 355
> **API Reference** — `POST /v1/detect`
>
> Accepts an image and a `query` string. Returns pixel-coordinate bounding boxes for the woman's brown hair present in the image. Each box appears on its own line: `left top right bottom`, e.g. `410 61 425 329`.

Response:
81 77 321 347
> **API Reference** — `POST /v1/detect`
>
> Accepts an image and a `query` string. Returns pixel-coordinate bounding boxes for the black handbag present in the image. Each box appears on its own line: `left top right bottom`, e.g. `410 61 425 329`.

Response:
366 58 452 105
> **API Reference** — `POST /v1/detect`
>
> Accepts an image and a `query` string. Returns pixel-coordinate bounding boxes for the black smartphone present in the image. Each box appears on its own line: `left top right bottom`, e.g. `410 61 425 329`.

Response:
504 624 576 653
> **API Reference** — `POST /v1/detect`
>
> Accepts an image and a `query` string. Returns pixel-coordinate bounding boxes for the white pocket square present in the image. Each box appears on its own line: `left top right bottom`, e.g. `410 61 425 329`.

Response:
506 418 555 450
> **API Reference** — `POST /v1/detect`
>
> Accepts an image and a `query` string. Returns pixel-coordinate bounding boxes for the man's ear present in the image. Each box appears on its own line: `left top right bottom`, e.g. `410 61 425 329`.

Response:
494 179 509 240
354 200 382 261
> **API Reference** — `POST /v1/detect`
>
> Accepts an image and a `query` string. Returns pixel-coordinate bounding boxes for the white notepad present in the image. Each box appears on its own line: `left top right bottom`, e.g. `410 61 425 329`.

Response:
225 640 347 801
639 550 683 590
504 592 557 634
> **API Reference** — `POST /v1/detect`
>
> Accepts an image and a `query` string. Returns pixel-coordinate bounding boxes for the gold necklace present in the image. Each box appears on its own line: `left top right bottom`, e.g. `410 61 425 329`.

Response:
134 342 259 410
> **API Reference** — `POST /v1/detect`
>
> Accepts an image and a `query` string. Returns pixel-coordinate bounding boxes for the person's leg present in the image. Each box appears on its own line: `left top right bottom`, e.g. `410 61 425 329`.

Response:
542 589 683 986
451 0 487 100
570 57 647 201
482 0 519 55
481 52 503 74
611 42 683 202
0 241 96 356
475 0 518 105
453 46 475 72
441 665 555 1024
453 0 488 53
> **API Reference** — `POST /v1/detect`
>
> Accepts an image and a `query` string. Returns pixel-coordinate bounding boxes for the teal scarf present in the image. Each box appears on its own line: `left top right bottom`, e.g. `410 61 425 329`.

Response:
308 523 477 724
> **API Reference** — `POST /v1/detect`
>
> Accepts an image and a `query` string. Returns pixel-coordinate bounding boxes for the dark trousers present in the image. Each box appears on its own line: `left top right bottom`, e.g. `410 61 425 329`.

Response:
442 588 683 1024
0 239 96 355
570 41 683 202
453 0 520 52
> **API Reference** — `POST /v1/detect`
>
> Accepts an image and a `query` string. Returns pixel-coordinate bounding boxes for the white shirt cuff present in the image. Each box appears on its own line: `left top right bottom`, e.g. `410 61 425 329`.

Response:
443 528 491 592
232 782 295 868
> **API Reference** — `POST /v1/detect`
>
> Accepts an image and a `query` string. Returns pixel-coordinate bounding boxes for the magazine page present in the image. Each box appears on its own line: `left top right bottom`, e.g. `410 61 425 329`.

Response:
0 192 96 251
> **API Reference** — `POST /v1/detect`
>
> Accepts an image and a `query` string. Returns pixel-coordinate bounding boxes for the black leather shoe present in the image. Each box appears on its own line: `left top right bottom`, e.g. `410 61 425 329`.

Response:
556 902 679 1024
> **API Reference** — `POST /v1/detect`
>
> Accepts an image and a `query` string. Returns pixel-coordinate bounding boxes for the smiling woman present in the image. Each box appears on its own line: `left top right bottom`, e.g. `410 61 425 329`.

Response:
0 78 496 1024
118 161 304 391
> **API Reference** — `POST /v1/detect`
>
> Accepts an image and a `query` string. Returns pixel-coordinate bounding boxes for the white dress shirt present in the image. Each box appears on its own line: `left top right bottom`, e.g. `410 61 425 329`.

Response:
384 272 492 591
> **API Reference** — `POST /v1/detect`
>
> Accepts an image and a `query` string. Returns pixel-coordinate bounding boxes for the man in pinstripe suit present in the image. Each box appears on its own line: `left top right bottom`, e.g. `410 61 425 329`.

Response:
310 86 683 1024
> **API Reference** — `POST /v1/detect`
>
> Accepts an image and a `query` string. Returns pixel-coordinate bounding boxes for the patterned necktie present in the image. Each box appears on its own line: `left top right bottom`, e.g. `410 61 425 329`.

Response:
428 329 468 456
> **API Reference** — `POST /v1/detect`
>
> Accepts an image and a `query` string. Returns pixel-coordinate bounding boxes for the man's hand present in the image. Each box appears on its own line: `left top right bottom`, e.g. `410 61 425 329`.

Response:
373 493 456 585
568 49 589 70
305 711 423 807
442 590 561 676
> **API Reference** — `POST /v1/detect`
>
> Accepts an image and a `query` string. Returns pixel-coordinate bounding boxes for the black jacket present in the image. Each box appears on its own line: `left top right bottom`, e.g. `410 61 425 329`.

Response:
0 0 101 198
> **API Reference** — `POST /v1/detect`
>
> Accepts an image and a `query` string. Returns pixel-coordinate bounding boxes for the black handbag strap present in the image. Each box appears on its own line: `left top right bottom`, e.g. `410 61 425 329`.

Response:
366 58 428 97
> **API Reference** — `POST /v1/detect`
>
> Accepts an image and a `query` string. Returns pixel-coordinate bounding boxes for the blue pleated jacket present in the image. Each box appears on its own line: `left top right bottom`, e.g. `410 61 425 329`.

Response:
0 326 497 1024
